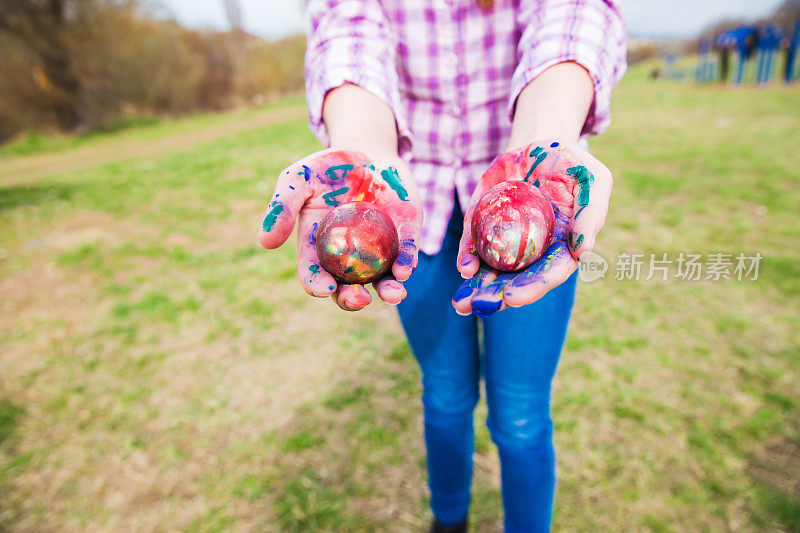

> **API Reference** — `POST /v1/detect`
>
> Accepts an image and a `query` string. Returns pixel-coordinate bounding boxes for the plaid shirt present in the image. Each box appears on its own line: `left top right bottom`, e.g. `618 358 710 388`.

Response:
305 0 626 255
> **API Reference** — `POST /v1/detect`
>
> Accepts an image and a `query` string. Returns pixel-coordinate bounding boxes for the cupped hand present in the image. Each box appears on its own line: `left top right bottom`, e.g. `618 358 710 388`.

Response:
452 139 612 316
258 149 423 311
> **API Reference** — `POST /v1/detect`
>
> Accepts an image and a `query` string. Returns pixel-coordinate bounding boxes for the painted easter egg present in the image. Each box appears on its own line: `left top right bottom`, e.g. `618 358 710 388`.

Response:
471 180 555 271
316 201 399 284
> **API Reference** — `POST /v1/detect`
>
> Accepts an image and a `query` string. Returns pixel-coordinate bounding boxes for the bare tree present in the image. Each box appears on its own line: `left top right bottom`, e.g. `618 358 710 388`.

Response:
769 0 800 32
222 0 246 72
223 0 242 32
0 0 306 142
0 0 86 131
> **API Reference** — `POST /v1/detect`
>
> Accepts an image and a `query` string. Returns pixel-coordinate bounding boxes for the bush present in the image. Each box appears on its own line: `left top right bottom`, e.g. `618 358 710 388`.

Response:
0 0 306 143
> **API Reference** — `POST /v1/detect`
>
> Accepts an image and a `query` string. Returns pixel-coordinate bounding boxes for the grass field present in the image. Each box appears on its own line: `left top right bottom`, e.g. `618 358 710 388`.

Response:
1 68 799 532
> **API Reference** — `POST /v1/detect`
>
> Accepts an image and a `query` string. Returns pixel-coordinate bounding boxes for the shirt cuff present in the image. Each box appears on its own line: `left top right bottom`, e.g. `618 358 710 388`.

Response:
508 3 627 137
305 68 413 159
508 54 611 137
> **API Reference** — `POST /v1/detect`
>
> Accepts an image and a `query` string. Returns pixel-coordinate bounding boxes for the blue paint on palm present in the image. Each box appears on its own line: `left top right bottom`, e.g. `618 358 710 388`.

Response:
472 298 503 316
508 242 567 289
396 237 416 266
453 283 476 302
471 274 514 316
453 276 483 303
308 222 318 246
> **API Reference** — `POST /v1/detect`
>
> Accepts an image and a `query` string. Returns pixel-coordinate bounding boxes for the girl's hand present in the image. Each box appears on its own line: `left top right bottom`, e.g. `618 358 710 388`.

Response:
259 149 423 311
452 139 612 316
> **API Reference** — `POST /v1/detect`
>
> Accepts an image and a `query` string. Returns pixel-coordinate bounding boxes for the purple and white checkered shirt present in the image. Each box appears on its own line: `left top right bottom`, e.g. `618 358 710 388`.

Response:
305 0 626 255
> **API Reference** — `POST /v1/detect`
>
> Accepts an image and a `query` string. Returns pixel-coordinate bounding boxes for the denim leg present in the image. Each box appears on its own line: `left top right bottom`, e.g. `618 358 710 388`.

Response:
482 271 578 533
397 208 480 526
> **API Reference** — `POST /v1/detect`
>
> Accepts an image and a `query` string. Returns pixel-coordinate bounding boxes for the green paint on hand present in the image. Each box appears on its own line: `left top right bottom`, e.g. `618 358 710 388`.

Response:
569 230 584 249
309 264 320 275
524 146 547 185
567 165 594 219
261 203 284 232
380 167 409 201
322 187 349 206
326 164 354 181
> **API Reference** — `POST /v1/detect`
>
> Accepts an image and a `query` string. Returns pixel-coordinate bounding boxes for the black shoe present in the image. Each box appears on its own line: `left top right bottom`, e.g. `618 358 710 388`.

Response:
430 517 467 533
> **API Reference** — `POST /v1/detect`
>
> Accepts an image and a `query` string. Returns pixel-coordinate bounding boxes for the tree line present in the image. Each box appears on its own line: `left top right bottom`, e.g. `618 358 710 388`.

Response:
0 0 305 143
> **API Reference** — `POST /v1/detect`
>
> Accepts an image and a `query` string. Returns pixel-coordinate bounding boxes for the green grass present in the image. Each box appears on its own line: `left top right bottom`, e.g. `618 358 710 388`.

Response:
0 400 25 446
0 66 798 531
0 94 305 159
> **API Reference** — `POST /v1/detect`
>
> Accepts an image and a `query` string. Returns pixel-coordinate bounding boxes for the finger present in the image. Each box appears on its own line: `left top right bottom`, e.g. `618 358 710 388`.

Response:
452 265 497 316
566 160 612 260
297 210 337 297
299 259 337 298
456 206 481 279
332 284 372 311
392 219 420 282
374 274 407 305
258 161 312 249
503 241 578 307
470 272 516 317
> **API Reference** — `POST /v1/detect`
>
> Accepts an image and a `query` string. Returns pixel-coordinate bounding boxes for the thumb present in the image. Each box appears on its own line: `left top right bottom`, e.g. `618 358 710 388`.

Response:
456 203 481 279
258 161 312 249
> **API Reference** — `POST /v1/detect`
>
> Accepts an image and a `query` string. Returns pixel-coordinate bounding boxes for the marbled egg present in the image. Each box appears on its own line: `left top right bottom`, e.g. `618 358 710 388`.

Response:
471 180 554 271
316 201 399 284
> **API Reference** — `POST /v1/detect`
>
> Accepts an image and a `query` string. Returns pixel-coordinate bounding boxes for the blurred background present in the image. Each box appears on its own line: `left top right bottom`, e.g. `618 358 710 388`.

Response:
0 0 798 531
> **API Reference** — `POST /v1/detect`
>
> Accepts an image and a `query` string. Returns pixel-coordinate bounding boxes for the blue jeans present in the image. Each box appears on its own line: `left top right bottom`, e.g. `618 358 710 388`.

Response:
397 203 578 533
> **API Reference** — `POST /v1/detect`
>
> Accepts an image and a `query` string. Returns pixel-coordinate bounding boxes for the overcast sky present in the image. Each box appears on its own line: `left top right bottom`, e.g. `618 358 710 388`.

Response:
155 0 785 40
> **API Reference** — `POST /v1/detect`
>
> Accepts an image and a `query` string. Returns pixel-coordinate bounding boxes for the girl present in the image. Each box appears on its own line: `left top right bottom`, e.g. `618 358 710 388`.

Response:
259 0 626 530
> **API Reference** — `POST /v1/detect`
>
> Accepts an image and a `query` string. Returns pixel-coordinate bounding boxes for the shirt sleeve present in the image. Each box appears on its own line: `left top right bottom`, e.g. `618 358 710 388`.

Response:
305 0 412 157
508 0 627 137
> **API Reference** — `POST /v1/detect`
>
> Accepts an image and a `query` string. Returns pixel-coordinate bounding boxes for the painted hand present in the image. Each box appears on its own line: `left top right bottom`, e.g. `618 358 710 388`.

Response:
258 149 423 311
453 140 612 316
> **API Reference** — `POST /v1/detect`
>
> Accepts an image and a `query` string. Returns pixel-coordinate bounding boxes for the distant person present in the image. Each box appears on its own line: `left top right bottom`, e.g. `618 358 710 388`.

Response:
259 0 626 531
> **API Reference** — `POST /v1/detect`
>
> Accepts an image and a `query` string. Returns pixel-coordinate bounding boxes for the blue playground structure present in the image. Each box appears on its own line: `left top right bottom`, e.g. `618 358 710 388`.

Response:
695 38 717 83
756 24 783 83
715 26 758 84
787 19 800 82
689 20 800 84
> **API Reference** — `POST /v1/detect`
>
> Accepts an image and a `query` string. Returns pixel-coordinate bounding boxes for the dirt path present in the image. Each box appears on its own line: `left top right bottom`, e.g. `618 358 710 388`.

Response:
0 104 306 185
